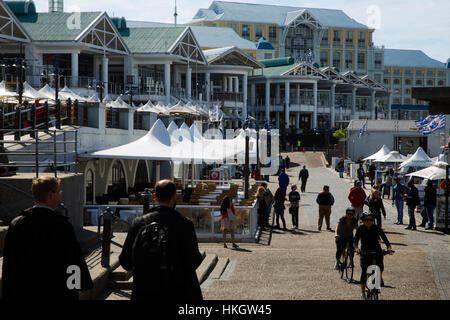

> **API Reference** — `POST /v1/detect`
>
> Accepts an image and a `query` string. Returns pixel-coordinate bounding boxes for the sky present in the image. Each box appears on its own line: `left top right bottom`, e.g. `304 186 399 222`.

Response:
33 0 450 63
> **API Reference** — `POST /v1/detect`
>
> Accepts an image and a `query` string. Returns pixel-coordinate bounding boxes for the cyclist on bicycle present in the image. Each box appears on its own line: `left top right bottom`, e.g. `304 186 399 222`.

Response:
334 207 358 270
354 212 394 300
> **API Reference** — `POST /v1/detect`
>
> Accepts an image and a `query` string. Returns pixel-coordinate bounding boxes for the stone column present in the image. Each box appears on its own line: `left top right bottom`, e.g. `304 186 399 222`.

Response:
102 55 109 96
206 71 211 102
371 90 376 120
285 81 290 129
276 84 281 105
265 80 270 121
223 75 227 92
234 77 239 93
296 83 300 105
71 52 79 88
243 74 248 119
186 67 192 100
164 63 171 105
313 82 318 129
295 112 300 129
250 83 256 107
228 77 233 93
331 83 336 128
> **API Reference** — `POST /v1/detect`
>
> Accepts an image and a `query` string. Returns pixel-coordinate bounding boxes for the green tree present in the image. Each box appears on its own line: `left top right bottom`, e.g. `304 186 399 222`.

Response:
332 128 347 139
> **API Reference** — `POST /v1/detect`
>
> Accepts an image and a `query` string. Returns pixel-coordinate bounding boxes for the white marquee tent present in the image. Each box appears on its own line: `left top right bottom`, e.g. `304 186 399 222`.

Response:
374 151 407 163
406 165 447 180
399 147 434 170
363 145 391 161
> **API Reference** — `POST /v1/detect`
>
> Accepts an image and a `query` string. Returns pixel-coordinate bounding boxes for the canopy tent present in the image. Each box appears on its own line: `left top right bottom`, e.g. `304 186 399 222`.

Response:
59 86 86 102
399 147 433 170
102 95 112 104
137 100 160 114
23 82 48 100
406 165 447 180
107 96 130 109
0 81 17 98
363 145 391 161
374 151 407 163
167 101 195 116
432 154 447 164
38 84 56 100
86 94 101 103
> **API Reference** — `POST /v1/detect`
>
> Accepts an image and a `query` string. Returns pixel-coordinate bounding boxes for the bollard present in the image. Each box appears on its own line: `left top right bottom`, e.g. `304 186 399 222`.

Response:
141 188 152 215
101 207 113 268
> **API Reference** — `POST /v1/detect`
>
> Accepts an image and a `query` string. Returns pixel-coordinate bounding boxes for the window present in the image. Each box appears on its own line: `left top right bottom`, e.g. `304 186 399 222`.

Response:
393 69 400 75
394 78 400 85
320 51 328 67
405 89 411 95
427 80 434 86
374 74 381 83
384 68 390 75
357 53 365 69
264 53 273 59
427 70 434 77
321 33 328 46
405 69 411 76
345 52 353 69
383 78 389 84
269 26 277 42
405 98 411 104
228 23 237 32
374 53 382 68
333 30 341 45
438 71 445 77
333 51 341 68
358 32 366 47
393 98 400 104
416 79 423 85
255 25 264 40
345 31 353 47
242 24 250 40
416 70 423 76
405 79 411 85
438 80 444 86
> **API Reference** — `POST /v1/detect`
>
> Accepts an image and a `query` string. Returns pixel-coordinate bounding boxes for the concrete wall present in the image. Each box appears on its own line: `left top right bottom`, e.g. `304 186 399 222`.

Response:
0 173 85 230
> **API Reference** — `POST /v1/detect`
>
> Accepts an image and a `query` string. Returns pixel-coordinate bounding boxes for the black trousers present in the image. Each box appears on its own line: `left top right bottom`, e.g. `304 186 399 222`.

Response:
290 207 299 228
300 179 308 193
275 208 286 229
335 237 354 261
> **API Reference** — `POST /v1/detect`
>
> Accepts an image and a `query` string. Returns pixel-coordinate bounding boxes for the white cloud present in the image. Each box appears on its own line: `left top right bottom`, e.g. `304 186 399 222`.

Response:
33 0 450 62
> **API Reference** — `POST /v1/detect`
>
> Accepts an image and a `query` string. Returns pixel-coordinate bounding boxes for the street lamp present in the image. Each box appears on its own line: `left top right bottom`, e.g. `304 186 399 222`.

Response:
50 68 63 101
243 118 250 199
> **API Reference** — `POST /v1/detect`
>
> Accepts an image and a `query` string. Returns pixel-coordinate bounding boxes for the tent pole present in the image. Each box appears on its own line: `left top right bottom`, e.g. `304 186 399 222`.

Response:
181 162 185 189
156 161 161 182
170 160 174 181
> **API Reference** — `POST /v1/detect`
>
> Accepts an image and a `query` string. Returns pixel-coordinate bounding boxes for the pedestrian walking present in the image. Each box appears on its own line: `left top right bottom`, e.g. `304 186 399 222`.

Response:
220 196 239 249
285 156 291 169
381 173 393 199
2 177 93 300
421 180 437 230
261 182 274 227
337 159 345 178
364 188 386 228
348 181 367 222
392 177 408 225
297 140 302 152
316 185 335 231
288 185 301 229
369 162 377 187
278 169 290 198
357 164 366 188
273 187 287 230
256 186 268 230
405 180 420 230
298 165 309 193
119 180 203 301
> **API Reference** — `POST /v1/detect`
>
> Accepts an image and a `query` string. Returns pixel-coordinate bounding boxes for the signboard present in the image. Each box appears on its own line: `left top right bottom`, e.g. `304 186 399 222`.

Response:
209 170 221 181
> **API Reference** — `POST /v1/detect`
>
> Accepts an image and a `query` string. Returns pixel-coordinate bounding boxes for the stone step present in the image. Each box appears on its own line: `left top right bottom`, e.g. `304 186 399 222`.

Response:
208 257 230 280
111 266 132 281
196 253 218 285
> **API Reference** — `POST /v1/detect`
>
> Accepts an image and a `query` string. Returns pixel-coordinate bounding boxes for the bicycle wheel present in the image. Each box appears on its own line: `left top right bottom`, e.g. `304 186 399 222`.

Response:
340 247 348 279
345 255 354 283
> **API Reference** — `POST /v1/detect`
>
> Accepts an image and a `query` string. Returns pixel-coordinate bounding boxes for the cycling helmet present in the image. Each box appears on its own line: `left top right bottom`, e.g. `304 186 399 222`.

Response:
346 207 356 213
360 212 375 219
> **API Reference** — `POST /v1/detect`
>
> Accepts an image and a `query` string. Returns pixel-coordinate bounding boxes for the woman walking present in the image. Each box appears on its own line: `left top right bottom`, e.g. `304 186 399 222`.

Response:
220 196 238 249
364 188 386 228
273 187 287 230
288 185 301 229
256 187 268 231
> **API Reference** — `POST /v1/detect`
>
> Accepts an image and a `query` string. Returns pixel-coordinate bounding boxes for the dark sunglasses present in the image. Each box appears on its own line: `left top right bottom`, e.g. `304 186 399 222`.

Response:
363 219 374 222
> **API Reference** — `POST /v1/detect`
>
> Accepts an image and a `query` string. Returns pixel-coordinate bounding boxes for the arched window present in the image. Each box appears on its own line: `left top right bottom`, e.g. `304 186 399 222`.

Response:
108 161 127 200
86 169 94 203
135 160 149 191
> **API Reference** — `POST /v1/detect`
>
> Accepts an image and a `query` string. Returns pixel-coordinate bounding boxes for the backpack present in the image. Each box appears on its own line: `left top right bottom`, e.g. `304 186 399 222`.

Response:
132 220 175 275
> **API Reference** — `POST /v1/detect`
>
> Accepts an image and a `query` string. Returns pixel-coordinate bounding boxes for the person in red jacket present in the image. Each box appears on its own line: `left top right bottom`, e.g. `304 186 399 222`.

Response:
348 181 367 222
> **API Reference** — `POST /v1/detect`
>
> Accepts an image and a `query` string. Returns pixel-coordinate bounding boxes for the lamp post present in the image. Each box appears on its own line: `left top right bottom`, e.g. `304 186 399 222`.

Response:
244 118 249 199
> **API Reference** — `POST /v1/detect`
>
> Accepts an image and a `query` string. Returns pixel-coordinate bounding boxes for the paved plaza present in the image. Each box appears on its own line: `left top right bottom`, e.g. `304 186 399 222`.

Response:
199 152 450 300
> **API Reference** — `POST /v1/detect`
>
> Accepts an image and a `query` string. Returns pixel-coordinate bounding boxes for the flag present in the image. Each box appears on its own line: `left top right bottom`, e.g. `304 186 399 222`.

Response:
415 115 437 132
421 115 446 135
358 120 367 138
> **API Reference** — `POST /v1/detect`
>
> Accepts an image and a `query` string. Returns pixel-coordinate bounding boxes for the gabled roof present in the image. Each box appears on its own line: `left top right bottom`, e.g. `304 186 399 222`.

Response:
320 66 350 84
284 9 322 29
283 62 329 79
253 59 329 78
384 49 445 68
203 46 263 68
191 26 257 51
120 26 207 64
0 0 31 42
341 71 371 88
190 1 369 29
360 74 387 91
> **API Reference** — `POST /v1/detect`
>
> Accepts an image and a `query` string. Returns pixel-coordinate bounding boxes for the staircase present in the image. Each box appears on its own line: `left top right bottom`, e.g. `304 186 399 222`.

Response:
99 250 230 300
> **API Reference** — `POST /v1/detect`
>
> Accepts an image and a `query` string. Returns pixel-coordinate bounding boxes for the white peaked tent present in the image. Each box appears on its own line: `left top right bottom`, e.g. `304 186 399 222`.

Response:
399 147 433 170
102 95 112 104
59 86 86 101
86 94 101 103
167 121 179 136
374 151 407 163
23 82 47 100
407 165 447 180
363 145 391 161
0 80 17 97
107 96 130 109
432 154 447 164
38 84 56 100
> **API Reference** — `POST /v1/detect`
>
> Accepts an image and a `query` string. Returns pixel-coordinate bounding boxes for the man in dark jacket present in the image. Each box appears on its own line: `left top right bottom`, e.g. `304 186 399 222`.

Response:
298 165 309 193
421 180 437 230
405 180 420 230
2 177 93 300
119 180 203 301
278 169 290 198
316 185 335 231
368 163 377 187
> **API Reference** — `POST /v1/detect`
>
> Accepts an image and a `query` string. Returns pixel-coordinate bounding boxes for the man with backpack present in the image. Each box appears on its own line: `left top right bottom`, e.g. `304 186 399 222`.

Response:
119 180 204 301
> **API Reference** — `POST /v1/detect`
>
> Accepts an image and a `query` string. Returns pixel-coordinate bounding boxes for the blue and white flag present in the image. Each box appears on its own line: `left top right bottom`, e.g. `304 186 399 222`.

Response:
358 120 367 138
416 115 446 135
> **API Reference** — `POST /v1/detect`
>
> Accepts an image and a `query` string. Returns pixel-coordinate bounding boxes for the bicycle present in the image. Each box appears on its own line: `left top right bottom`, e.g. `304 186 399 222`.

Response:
339 239 354 283
359 250 395 300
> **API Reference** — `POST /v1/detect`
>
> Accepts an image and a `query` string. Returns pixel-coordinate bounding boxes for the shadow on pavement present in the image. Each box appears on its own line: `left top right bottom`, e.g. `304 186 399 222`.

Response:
389 242 408 247
289 229 305 235
298 229 321 234
383 231 406 235
232 247 252 253
414 229 447 236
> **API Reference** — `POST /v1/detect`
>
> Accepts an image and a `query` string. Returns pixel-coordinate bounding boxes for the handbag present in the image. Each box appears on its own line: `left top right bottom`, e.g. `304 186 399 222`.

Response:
227 208 237 221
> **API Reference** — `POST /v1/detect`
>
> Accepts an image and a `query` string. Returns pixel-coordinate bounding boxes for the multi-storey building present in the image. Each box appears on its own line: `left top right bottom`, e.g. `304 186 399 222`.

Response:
189 1 385 81
383 49 448 120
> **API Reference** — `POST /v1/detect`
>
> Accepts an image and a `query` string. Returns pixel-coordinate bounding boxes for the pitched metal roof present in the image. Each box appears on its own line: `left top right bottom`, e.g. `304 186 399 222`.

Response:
203 46 263 68
190 26 257 50
119 27 185 54
384 49 445 69
191 1 369 29
15 11 102 41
